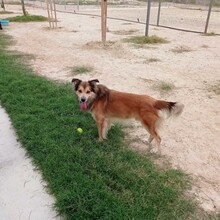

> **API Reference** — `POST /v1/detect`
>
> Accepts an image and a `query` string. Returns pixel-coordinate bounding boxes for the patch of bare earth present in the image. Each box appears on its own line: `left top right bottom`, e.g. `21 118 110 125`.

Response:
3 3 220 214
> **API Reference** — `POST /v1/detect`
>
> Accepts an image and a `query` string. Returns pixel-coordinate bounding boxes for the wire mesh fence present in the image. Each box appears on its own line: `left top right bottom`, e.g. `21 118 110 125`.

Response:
3 0 220 34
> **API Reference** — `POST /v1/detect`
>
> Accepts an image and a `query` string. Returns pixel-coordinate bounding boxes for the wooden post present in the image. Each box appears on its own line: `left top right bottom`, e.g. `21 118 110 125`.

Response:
49 0 54 28
157 0 161 26
46 0 52 28
21 0 27 16
53 0 58 28
1 0 6 11
204 0 214 33
77 0 79 11
46 0 57 29
145 0 151 36
101 0 107 45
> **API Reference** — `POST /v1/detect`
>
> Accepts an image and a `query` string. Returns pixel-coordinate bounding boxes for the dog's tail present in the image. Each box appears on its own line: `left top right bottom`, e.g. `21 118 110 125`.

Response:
154 100 184 119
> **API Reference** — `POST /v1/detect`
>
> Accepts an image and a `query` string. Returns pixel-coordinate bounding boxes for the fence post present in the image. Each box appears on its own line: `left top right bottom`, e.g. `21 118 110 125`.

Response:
204 0 214 33
21 0 27 16
46 0 52 28
53 0 57 27
157 0 161 26
101 0 107 45
77 0 79 11
145 0 151 36
49 0 54 28
1 0 5 11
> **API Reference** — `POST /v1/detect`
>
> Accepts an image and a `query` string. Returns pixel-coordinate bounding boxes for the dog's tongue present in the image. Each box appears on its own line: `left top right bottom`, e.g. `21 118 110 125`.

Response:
80 102 87 111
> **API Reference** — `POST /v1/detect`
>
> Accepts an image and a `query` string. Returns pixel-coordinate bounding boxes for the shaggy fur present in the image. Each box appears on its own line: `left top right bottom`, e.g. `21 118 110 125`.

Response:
72 78 184 150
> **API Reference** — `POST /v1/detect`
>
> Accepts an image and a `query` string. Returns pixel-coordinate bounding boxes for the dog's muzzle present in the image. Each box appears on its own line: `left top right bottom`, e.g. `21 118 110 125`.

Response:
80 97 87 111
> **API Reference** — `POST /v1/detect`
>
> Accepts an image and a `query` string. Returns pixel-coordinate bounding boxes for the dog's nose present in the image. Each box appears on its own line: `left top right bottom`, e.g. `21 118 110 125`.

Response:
80 97 86 102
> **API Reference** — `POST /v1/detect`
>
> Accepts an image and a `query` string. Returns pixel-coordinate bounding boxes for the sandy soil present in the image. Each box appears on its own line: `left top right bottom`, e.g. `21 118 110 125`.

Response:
1 3 220 213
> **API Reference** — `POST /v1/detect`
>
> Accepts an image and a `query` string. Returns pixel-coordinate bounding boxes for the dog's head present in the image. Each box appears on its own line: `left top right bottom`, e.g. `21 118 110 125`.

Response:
72 78 100 111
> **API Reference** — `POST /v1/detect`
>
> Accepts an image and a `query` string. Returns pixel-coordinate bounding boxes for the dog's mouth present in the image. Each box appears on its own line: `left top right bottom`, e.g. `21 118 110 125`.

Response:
80 101 87 111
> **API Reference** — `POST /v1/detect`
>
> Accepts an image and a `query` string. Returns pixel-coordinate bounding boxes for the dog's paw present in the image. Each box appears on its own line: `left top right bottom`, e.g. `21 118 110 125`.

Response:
142 140 149 145
149 147 160 154
98 138 103 142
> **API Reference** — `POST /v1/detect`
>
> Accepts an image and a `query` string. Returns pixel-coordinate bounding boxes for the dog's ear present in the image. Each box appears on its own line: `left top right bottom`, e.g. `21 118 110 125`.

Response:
72 78 81 84
71 78 82 90
88 79 99 93
89 79 99 84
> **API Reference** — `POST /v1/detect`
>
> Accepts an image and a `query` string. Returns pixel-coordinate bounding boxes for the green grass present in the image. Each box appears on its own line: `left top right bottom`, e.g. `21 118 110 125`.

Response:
125 35 169 45
6 15 48 22
0 34 214 219
0 11 13 14
71 65 93 74
112 29 138 35
202 32 217 36
159 81 175 91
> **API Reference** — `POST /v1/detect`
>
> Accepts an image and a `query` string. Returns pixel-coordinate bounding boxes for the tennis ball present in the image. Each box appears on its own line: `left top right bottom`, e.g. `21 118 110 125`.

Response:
77 128 83 134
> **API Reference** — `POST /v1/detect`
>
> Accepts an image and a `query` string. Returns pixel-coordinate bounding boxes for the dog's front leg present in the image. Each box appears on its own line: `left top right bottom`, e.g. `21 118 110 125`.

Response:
95 115 105 142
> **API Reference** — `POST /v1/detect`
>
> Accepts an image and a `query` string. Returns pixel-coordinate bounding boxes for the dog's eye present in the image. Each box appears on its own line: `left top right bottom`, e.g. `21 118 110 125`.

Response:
78 89 82 93
86 91 91 94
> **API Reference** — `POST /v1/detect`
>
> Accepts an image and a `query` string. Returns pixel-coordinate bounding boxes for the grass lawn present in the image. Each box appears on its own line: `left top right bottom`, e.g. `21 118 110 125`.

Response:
0 11 14 14
71 65 93 74
0 34 214 219
124 35 169 45
6 15 48 22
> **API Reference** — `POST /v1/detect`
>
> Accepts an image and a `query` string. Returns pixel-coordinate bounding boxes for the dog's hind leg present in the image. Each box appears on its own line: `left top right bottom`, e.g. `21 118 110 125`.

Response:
141 114 161 152
149 128 161 152
148 135 154 144
102 119 110 139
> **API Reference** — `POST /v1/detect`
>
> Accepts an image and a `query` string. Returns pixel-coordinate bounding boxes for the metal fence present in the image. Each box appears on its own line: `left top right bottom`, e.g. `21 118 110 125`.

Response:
3 0 220 34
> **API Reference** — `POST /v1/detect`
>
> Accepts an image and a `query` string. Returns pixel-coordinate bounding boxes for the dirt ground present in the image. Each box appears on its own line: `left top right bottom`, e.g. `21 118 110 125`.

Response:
1 3 220 213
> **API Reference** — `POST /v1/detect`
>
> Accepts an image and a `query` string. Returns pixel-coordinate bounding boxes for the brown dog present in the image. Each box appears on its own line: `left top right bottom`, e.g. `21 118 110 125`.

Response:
72 79 184 150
